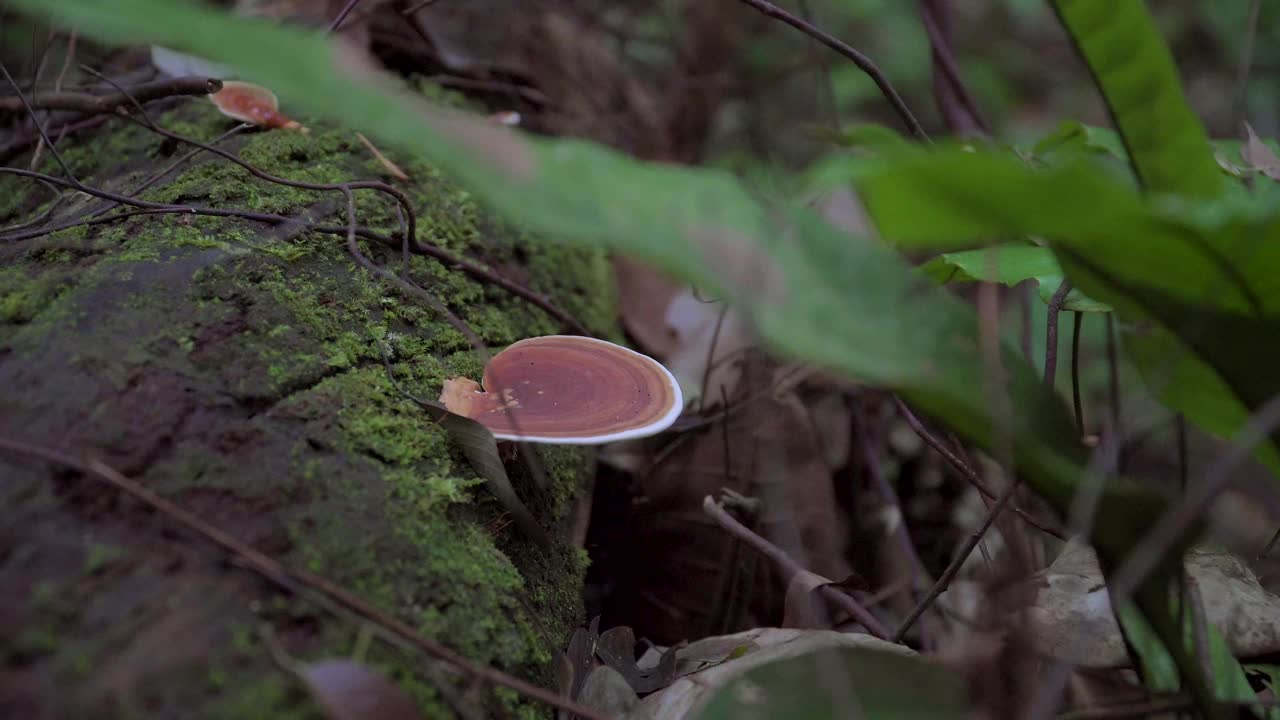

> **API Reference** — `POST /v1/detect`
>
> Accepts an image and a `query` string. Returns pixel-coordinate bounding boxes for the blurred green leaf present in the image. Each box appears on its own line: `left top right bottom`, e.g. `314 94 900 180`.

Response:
857 147 1280 481
1032 120 1127 161
1119 598 1278 719
14 0 1175 570
921 245 1111 312
1123 327 1280 477
814 123 915 156
1051 0 1222 198
690 646 967 720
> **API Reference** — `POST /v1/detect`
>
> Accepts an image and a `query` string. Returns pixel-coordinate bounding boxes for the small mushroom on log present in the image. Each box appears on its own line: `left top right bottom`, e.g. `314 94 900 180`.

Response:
440 335 683 444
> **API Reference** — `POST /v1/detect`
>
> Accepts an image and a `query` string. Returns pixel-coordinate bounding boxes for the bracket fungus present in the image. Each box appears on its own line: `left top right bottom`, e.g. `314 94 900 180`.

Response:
210 80 307 132
440 336 683 444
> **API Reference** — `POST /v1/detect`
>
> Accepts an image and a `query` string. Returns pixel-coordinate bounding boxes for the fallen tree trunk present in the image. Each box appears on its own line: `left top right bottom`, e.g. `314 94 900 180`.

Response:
0 94 614 718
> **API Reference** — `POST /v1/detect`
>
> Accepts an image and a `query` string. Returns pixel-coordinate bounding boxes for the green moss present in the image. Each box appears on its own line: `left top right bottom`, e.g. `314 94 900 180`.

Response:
208 672 313 720
83 542 126 575
2 91 615 719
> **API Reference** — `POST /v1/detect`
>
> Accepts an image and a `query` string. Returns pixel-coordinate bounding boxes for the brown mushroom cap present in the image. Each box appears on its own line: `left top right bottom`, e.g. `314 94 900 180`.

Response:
439 335 683 444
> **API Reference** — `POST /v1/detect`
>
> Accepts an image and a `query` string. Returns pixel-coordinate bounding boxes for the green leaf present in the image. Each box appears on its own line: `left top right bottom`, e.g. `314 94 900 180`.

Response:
441 413 550 547
1032 120 1127 162
1119 597 1278 719
380 346 550 547
859 149 1278 312
1123 326 1280 477
690 645 967 720
1051 0 1222 197
814 123 915 156
1246 664 1280 713
857 147 1280 479
921 246 1112 312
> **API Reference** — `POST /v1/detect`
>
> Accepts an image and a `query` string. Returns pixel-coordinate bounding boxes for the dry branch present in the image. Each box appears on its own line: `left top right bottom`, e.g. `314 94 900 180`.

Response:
0 76 221 114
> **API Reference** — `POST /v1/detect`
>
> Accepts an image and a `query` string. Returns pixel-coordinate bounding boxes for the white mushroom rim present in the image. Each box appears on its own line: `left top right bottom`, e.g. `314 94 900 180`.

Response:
439 335 684 445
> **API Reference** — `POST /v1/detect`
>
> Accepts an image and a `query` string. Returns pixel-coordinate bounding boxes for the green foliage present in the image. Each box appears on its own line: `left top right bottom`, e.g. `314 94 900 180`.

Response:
1051 0 1222 197
855 147 1280 480
1118 601 1280 719
920 245 1111 312
14 0 1277 716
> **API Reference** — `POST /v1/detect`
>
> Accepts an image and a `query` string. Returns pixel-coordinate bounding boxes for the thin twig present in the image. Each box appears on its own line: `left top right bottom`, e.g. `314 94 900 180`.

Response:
327 0 364 32
1109 392 1280 603
919 0 989 135
1043 280 1072 387
1232 0 1263 135
1071 311 1084 434
696 303 728 414
893 397 1065 539
401 0 444 16
730 0 927 140
1104 314 1122 461
0 113 112 164
702 496 893 640
29 31 78 171
0 76 220 114
857 402 930 644
4 73 587 336
1176 413 1188 494
89 123 250 219
891 477 1021 643
1 60 82 186
0 436 609 720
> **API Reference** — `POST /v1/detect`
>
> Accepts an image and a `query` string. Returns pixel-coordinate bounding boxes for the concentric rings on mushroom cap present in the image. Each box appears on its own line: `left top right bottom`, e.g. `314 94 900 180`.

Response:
444 336 683 444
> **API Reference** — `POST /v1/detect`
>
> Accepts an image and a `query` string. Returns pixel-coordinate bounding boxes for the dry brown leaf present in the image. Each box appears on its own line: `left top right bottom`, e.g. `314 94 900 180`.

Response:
355 132 409 181
781 568 835 629
578 666 639 716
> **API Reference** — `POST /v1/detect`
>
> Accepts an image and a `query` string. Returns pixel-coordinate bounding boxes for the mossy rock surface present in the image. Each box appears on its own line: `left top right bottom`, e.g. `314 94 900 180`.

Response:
0 97 616 718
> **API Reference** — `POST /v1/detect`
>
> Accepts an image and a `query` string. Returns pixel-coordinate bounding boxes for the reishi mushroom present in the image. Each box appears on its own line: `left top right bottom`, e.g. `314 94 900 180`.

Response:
209 81 307 132
439 335 682 444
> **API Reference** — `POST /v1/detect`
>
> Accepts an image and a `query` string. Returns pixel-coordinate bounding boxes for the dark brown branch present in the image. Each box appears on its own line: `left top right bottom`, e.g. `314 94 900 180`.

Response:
0 114 111 164
0 76 220 114
919 0 989 136
1043 280 1073 387
893 397 1065 539
702 495 893 640
0 436 610 720
730 0 927 140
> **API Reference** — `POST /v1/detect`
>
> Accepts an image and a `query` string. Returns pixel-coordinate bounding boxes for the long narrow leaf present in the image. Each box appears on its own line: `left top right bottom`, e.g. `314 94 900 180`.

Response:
1052 0 1221 197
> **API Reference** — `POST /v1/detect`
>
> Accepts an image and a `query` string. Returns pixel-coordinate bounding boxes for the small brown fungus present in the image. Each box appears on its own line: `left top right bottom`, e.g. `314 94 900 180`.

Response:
210 80 307 132
440 336 683 444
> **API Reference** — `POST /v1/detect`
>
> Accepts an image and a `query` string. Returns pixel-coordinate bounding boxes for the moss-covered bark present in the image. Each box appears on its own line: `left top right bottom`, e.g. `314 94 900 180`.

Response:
0 95 615 718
